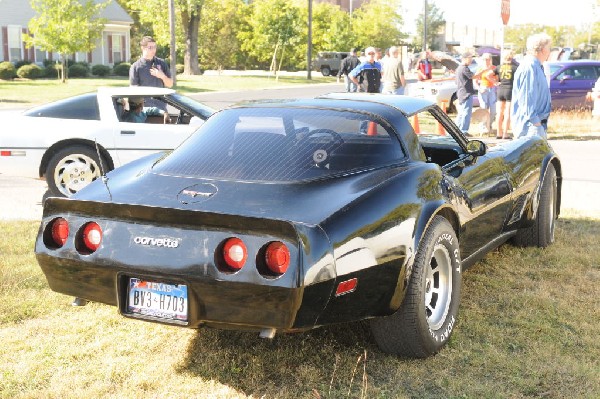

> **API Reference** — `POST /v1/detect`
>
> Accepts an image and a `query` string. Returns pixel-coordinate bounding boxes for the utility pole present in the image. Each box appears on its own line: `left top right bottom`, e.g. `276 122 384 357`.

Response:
168 0 176 86
307 0 312 79
423 0 428 51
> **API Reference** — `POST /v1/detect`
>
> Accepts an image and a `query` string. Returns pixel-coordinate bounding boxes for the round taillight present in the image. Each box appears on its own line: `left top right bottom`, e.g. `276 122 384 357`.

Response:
265 241 290 275
222 237 247 270
50 218 69 247
82 222 102 252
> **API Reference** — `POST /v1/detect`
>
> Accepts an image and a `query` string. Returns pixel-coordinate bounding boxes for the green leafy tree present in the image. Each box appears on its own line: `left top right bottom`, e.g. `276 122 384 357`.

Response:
350 0 405 52
124 0 205 75
199 0 247 70
239 0 303 72
25 0 107 82
413 0 445 52
309 2 352 53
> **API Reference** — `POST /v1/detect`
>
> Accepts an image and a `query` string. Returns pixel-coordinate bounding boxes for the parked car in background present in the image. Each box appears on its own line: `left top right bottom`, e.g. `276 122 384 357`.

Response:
406 53 480 113
545 60 600 109
0 87 214 197
312 51 350 76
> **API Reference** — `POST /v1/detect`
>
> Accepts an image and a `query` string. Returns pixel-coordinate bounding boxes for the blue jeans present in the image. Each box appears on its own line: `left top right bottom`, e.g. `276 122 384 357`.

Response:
455 96 473 134
478 87 497 130
344 76 357 93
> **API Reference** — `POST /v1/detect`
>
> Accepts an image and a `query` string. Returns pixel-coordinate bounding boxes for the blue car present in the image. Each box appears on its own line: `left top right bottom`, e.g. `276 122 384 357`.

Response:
545 60 600 109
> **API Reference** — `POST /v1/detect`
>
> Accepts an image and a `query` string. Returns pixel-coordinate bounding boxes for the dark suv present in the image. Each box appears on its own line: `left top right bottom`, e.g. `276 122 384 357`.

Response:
545 60 600 109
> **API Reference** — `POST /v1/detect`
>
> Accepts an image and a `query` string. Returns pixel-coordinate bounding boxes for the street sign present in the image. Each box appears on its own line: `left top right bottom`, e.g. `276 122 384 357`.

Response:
501 0 510 25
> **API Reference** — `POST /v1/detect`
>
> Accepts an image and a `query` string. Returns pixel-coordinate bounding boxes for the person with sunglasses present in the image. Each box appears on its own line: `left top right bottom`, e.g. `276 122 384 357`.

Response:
129 36 173 109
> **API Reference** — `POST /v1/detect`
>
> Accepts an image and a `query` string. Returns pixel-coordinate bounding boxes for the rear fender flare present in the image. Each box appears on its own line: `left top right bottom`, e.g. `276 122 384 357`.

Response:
396 202 460 304
526 155 562 223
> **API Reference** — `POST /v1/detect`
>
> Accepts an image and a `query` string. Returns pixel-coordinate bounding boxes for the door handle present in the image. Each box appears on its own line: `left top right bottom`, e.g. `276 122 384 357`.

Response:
120 130 135 135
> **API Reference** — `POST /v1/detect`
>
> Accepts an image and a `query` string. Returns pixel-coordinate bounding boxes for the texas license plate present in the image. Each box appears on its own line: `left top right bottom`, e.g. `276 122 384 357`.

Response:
127 278 188 321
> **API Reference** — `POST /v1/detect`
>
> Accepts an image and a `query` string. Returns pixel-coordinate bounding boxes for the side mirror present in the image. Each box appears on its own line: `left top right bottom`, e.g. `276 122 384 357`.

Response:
466 140 486 156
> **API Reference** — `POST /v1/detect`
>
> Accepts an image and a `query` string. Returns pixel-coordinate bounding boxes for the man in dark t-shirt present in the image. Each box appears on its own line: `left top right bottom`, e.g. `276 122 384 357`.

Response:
455 51 492 135
129 36 173 109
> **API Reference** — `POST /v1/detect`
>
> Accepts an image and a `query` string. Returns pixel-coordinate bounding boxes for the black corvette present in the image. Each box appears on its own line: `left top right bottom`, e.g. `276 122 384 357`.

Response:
35 93 561 357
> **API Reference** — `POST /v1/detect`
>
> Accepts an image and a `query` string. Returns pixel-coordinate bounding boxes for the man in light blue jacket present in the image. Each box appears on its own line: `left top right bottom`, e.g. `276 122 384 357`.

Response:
511 33 552 139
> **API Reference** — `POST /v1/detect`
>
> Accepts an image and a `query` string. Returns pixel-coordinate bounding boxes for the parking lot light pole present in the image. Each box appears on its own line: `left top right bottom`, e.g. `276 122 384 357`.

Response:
307 0 312 79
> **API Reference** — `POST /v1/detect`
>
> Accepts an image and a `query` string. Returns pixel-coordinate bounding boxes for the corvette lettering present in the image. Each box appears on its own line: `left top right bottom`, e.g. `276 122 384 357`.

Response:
133 236 180 248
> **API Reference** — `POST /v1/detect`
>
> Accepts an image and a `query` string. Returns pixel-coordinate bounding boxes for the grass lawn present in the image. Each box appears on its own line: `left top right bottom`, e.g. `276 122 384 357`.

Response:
1 210 599 398
0 74 334 109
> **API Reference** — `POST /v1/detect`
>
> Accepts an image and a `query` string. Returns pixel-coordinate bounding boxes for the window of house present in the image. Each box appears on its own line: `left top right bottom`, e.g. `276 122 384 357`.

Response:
7 26 22 62
112 34 123 64
35 48 47 63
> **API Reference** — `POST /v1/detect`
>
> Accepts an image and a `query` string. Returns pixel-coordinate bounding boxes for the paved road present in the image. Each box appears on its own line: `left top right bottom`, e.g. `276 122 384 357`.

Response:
2 140 598 221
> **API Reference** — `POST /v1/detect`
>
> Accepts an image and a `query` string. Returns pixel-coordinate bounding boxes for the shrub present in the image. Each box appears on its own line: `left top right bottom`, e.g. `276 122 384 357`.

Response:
17 64 43 79
44 63 61 78
112 62 131 77
0 61 16 80
92 64 111 77
14 60 32 70
68 63 88 78
176 64 184 74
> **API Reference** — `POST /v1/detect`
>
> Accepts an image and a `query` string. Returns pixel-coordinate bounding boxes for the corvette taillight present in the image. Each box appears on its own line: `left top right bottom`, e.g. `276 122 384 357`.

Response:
50 218 69 247
222 237 247 270
80 222 102 253
264 241 290 275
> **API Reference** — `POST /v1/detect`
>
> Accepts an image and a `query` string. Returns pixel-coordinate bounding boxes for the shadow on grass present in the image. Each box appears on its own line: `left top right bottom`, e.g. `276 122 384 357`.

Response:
176 216 600 398
181 321 384 397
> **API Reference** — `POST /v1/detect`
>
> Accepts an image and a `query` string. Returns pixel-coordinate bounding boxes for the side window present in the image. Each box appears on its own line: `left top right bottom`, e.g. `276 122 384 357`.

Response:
556 67 575 80
415 109 464 167
575 66 596 80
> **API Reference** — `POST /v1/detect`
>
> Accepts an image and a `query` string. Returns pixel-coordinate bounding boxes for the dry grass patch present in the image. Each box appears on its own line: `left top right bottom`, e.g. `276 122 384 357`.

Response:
1 217 599 398
548 110 600 139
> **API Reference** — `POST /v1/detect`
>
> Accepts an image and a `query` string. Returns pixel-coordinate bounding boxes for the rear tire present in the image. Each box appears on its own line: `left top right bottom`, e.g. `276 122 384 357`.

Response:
321 66 331 76
370 216 462 357
46 145 107 197
513 164 557 248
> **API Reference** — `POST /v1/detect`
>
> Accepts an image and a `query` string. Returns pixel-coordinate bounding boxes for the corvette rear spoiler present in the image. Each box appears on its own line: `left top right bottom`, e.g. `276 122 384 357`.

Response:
42 197 300 240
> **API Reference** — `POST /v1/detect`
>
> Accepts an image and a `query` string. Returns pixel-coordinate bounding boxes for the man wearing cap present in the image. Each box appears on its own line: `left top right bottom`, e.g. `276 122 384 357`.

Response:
337 48 361 92
455 51 493 136
122 97 169 124
349 47 382 93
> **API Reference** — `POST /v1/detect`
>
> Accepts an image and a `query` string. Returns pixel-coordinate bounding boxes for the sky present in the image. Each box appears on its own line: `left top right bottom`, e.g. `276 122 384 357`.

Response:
403 0 599 34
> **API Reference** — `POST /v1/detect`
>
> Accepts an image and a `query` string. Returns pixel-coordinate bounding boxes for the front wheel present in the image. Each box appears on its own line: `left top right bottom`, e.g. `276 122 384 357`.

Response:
321 66 331 76
46 145 107 197
370 216 462 357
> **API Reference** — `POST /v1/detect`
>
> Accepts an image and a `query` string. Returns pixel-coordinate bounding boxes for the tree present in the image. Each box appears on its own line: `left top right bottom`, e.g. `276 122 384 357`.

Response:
239 0 304 72
309 2 352 53
350 0 406 52
413 0 445 51
25 0 107 82
199 0 247 70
